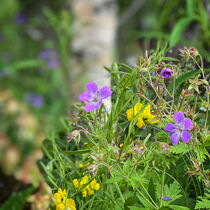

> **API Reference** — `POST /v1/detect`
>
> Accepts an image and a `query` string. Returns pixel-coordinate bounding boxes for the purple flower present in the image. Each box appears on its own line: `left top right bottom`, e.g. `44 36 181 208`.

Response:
0 33 4 41
164 112 193 145
161 68 173 78
162 196 172 201
25 93 44 108
39 49 59 69
79 82 112 112
15 13 27 24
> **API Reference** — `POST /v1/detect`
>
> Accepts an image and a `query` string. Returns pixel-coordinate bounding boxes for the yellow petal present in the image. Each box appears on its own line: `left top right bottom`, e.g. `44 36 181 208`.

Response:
73 179 79 188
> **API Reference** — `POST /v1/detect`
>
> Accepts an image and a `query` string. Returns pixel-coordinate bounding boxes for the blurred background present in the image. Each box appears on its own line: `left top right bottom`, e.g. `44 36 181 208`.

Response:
0 0 209 209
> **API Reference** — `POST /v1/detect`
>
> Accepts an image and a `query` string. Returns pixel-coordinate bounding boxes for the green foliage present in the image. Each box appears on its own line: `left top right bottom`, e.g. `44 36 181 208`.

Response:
169 17 194 47
195 189 210 209
0 187 34 210
168 143 190 154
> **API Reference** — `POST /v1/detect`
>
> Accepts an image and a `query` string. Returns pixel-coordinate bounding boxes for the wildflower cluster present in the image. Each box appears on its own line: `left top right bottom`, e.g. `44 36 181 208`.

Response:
126 102 160 128
73 175 100 197
41 48 209 209
54 188 76 210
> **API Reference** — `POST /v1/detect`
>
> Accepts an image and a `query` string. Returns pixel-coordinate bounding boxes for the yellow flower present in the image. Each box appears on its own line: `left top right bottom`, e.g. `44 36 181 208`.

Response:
126 103 160 128
73 179 79 189
73 176 100 197
66 198 76 210
54 188 76 210
80 175 89 185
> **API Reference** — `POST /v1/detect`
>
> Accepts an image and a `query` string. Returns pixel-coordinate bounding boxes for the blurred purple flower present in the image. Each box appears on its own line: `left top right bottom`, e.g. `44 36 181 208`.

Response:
151 72 157 76
47 59 59 68
164 112 193 145
15 13 27 24
39 49 54 60
162 196 172 201
161 68 173 78
0 33 4 41
25 93 44 108
39 48 59 69
80 82 112 112
2 53 11 62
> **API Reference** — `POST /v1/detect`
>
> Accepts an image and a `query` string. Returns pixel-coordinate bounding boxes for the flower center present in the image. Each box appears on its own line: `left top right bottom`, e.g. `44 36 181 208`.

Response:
92 92 100 102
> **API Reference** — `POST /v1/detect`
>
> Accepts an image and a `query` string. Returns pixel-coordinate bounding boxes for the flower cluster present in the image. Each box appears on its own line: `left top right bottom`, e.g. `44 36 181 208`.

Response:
126 102 160 128
54 188 76 210
73 175 100 197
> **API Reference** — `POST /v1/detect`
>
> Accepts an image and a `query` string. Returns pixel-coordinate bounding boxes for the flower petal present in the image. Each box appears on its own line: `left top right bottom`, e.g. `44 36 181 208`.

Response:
86 82 98 93
99 86 112 99
183 118 193 130
84 101 102 112
170 132 180 145
181 130 191 143
164 123 177 133
173 112 184 124
79 91 92 102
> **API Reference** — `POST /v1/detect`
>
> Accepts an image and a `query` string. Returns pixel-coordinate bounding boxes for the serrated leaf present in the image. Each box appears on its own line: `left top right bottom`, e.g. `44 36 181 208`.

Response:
194 147 209 164
123 160 132 174
168 143 190 154
169 17 194 47
195 199 210 209
163 181 182 204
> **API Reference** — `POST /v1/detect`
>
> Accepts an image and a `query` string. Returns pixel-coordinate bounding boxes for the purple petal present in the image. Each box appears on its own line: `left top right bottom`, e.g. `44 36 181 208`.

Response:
164 123 177 133
173 112 184 124
181 130 191 143
183 118 193 130
99 86 112 99
84 101 102 112
79 91 93 102
170 132 180 145
86 82 98 93
161 68 173 78
162 196 172 201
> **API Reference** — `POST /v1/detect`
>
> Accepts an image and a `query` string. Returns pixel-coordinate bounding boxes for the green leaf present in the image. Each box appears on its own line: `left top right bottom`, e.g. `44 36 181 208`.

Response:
9 60 43 71
1 187 34 210
167 69 200 94
186 0 195 17
128 207 149 210
124 197 139 210
148 178 156 203
137 195 155 209
163 181 182 204
123 160 132 174
195 199 210 209
194 146 209 164
195 187 210 209
169 205 190 210
168 142 190 154
61 149 91 155
169 17 194 47
105 176 124 184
